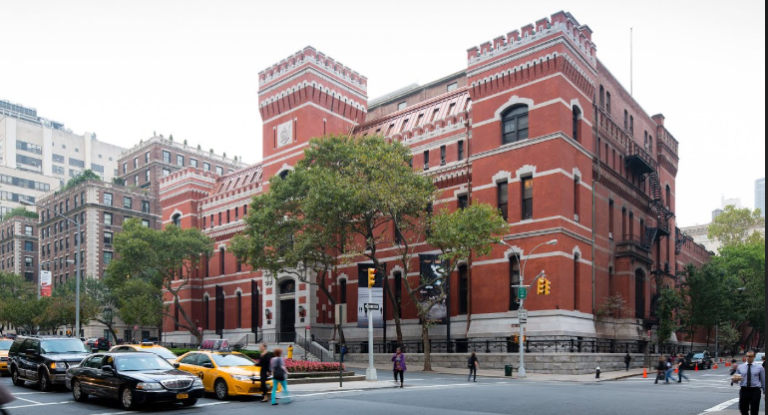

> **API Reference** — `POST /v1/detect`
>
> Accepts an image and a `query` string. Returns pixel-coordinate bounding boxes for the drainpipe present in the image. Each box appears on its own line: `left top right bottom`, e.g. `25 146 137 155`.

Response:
592 101 600 315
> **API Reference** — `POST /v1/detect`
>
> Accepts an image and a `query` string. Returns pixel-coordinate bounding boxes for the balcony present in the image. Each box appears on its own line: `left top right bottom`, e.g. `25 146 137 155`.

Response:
625 142 656 176
615 234 653 264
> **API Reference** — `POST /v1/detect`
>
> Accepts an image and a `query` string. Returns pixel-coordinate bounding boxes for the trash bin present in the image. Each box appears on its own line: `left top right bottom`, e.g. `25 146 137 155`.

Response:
505 364 514 377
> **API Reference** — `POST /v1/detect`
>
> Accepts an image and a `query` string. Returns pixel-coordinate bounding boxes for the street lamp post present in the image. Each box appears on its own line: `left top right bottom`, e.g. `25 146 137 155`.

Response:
23 200 82 339
498 239 558 379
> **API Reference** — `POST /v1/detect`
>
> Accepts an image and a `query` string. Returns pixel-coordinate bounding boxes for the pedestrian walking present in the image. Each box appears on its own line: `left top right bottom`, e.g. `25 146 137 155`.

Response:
624 353 632 372
655 356 667 385
392 348 407 388
258 343 275 403
468 352 479 382
733 351 765 415
270 348 292 406
731 358 741 386
665 355 678 383
676 354 690 383
0 382 14 415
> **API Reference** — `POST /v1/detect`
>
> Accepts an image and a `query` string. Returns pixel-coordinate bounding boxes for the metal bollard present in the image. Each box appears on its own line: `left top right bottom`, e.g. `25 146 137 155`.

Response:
596 367 601 379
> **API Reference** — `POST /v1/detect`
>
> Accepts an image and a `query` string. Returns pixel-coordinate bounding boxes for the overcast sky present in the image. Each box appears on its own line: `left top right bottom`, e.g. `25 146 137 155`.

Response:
0 0 764 226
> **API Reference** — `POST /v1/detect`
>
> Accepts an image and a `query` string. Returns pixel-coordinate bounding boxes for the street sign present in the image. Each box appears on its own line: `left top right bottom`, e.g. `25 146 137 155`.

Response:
518 287 528 300
520 318 528 324
364 303 380 311
519 310 528 319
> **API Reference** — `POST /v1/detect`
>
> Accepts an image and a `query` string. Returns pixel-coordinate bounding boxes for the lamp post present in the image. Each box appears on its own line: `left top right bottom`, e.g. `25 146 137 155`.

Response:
23 200 82 339
498 238 558 378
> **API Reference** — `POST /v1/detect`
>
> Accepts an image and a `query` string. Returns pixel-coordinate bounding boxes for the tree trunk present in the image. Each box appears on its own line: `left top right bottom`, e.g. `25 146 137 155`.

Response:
381 262 404 343
422 322 432 372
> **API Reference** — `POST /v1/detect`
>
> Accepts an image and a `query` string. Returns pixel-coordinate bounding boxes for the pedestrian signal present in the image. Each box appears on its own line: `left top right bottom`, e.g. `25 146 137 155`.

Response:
368 268 376 288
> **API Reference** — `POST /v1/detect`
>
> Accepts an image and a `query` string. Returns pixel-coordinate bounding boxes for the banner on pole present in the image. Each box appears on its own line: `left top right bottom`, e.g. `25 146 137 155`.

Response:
419 254 449 325
40 270 52 297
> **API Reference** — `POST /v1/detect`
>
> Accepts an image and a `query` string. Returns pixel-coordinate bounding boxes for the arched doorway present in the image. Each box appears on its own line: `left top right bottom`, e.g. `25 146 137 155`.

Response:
635 269 646 319
278 279 296 343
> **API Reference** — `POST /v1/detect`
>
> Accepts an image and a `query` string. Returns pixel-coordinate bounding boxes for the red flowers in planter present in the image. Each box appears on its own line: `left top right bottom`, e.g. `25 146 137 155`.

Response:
285 359 345 373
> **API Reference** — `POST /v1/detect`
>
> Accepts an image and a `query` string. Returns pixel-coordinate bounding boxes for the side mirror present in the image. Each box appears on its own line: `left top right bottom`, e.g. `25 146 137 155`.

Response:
173 363 181 369
203 363 213 369
101 365 114 373
25 349 38 357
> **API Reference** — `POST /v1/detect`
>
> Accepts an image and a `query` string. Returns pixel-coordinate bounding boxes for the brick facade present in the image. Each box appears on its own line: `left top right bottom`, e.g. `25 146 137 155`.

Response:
0 216 38 284
161 11 711 347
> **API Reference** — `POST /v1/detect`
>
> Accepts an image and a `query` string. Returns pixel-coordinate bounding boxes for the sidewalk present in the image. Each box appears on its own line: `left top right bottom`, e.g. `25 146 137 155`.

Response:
347 364 643 383
290 380 396 393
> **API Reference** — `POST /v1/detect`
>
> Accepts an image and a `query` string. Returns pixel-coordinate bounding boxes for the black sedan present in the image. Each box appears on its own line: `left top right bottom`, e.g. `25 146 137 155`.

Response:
685 352 713 370
65 352 204 410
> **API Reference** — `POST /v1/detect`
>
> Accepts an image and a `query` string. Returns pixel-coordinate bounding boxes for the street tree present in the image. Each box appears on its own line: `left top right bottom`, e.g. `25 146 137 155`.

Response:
115 279 164 343
596 294 634 341
106 219 213 343
708 206 765 248
0 272 38 334
49 278 102 335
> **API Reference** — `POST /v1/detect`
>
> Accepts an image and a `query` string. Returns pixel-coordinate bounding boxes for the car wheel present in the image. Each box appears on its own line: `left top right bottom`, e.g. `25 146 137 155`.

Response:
39 371 52 392
120 387 138 410
181 399 198 407
214 379 229 401
72 379 89 402
11 368 25 386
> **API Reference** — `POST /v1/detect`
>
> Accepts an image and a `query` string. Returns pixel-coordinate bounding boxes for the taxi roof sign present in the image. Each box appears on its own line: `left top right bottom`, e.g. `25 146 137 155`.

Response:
140 342 156 347
199 339 232 352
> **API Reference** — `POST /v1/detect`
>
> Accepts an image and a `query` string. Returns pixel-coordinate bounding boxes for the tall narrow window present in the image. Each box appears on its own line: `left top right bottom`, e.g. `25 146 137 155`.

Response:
606 92 612 114
574 254 581 311
394 272 402 317
574 177 581 222
630 116 634 135
204 297 210 330
624 110 629 131
220 248 225 275
629 212 635 239
572 106 581 142
458 141 465 161
424 150 430 170
440 145 446 166
666 185 672 209
622 207 627 239
599 85 605 109
339 279 348 304
522 178 534 220
459 265 469 315
509 257 520 311
497 182 509 221
609 200 615 240
458 195 469 210
236 292 242 328
502 106 529 144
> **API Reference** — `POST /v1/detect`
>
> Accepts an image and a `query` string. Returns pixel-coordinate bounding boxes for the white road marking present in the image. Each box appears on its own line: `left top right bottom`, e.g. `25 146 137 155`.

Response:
698 398 740 414
9 392 49 396
193 402 231 407
293 390 365 397
14 397 42 404
3 401 72 410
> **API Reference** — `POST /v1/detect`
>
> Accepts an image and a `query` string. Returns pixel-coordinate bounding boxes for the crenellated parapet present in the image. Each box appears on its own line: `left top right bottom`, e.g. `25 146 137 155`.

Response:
466 11 597 69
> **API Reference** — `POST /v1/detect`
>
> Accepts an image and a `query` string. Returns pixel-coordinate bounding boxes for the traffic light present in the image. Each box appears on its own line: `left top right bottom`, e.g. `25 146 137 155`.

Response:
537 278 546 295
367 268 376 289
545 279 552 296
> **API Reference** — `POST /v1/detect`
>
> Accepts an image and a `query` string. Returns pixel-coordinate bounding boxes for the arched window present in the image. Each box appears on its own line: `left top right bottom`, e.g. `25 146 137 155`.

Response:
172 213 181 227
502 105 529 145
572 106 581 142
279 170 290 180
236 292 242 329
280 279 296 295
339 279 347 304
574 254 581 311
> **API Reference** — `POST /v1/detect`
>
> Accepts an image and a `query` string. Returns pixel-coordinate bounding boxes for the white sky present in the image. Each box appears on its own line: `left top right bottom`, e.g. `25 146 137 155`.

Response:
0 0 764 226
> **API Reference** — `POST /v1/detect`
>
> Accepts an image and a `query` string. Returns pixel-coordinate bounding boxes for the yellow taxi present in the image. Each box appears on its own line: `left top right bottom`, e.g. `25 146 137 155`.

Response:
0 338 13 375
175 342 276 400
110 342 178 363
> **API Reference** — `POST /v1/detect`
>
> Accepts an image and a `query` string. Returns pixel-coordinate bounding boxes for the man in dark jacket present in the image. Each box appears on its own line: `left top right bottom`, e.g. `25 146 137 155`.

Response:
258 343 275 403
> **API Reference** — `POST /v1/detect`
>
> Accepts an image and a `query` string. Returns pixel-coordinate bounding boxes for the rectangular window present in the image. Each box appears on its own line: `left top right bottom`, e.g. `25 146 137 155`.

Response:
104 193 113 206
177 155 185 167
227 210 231 223
447 82 458 92
606 92 612 114
448 103 456 115
440 145 446 166
104 212 113 226
162 168 171 177
574 177 580 222
497 182 509 221
145 152 150 163
216 166 224 176
458 195 469 210
69 158 85 168
134 175 139 186
25 225 33 236
104 232 113 245
142 219 150 228
398 102 407 111
458 141 465 161
204 162 211 172
340 279 348 304
203 217 207 228
190 159 198 168
25 256 33 268
220 248 226 275
123 197 132 210
103 251 113 266
509 257 520 311
25 241 33 252
423 151 430 170
522 178 533 220
609 200 615 240
162 151 171 163
142 201 151 213
123 163 128 174
53 154 65 163
134 158 138 169
630 116 634 135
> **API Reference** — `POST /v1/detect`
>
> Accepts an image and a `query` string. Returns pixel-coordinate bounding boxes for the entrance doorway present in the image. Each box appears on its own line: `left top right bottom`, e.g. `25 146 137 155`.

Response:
278 279 297 343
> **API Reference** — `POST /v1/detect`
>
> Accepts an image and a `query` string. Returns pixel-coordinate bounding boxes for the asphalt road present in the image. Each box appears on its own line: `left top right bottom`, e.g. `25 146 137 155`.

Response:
1 369 764 415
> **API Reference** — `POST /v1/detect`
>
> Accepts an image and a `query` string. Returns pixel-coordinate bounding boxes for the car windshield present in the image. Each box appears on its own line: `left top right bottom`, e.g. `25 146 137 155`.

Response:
693 354 704 359
143 348 177 360
116 355 174 372
0 340 12 351
211 354 256 367
41 339 89 354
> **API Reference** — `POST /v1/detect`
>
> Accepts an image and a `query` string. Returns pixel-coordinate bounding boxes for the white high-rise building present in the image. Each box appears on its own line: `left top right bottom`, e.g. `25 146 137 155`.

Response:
756 178 765 218
0 99 125 217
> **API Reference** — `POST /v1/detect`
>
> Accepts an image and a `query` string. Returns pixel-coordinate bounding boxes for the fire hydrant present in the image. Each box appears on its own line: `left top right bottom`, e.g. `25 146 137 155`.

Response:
596 367 601 379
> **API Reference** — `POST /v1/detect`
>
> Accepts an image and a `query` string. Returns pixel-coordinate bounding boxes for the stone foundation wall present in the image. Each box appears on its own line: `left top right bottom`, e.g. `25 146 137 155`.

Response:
344 353 657 375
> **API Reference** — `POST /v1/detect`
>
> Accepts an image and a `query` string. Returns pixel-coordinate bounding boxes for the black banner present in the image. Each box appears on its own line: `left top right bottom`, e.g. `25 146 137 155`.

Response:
419 254 449 325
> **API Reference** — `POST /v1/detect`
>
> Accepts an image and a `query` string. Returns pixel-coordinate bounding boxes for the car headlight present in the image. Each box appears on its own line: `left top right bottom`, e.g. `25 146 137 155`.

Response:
136 382 164 391
192 379 204 388
232 375 254 382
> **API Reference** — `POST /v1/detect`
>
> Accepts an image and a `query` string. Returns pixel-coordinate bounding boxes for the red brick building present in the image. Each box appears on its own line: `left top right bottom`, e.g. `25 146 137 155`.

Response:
160 11 710 347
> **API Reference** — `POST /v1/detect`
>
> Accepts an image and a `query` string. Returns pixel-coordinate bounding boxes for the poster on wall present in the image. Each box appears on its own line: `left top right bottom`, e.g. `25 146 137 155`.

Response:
419 254 449 325
40 270 52 297
357 264 386 329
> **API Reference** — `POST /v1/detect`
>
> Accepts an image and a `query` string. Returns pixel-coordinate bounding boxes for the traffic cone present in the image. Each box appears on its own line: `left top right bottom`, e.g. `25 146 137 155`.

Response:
675 367 679 374
643 368 648 378
713 364 718 370
696 364 699 371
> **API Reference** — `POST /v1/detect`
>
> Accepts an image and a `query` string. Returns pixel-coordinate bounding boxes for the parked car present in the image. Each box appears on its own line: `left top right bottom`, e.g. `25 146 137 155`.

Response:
8 336 91 391
175 349 275 400
0 338 13 375
65 352 204 410
85 338 111 351
110 342 178 363
685 351 712 370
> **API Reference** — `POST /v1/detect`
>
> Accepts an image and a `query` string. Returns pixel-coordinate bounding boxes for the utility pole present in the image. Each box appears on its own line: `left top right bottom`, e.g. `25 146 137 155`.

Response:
366 268 378 381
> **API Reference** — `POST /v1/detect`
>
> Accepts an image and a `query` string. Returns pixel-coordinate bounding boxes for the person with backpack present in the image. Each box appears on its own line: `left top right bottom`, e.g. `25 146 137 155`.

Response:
270 348 292 406
676 354 690 383
468 352 480 382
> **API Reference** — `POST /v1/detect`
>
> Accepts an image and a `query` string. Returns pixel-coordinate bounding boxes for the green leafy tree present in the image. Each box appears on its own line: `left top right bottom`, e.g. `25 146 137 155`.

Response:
0 273 38 334
115 279 164 342
106 219 213 343
61 169 101 192
1 207 39 221
49 277 102 335
708 206 765 248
